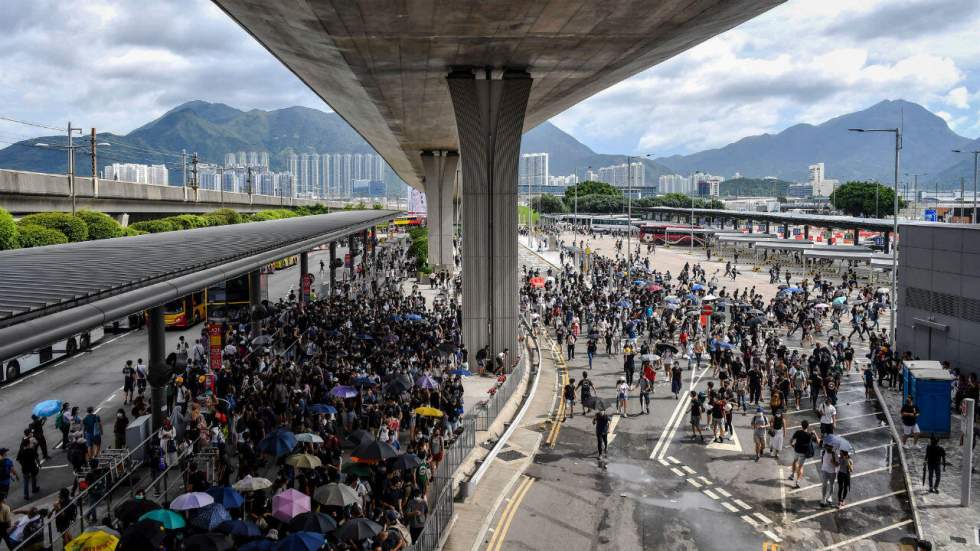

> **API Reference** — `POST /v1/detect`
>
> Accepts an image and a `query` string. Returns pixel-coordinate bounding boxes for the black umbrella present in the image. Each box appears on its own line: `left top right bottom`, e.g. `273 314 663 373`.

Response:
289 511 338 534
114 498 162 524
347 429 374 446
746 316 764 327
655 343 679 354
388 453 423 471
351 440 398 462
383 379 411 396
183 533 232 551
336 517 383 541
119 519 166 551
437 341 456 353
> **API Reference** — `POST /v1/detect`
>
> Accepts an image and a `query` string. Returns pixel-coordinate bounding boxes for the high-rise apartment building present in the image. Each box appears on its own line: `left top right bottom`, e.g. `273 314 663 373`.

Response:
224 153 237 168
596 162 644 188
259 152 270 168
236 152 247 166
519 153 549 191
659 174 693 195
103 163 169 186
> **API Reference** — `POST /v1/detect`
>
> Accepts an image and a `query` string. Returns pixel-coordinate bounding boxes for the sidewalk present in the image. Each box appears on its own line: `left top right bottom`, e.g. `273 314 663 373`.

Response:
879 387 980 549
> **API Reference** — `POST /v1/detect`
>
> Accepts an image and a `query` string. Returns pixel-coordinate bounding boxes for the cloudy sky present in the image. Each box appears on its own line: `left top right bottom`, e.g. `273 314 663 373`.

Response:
1 0 979 157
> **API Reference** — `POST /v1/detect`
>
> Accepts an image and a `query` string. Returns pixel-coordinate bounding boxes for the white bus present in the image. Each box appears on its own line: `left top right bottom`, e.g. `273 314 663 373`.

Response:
2 326 105 383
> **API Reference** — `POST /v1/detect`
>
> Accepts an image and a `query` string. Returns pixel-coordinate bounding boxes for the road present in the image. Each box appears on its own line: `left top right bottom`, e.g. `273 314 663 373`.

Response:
484 234 915 551
0 246 347 509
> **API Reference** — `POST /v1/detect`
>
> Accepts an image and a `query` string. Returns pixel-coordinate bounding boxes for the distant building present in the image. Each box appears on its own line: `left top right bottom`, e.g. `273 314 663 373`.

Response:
549 174 579 187
787 183 813 197
808 161 838 197
103 163 169 186
691 171 723 197
659 174 692 195
597 161 644 188
224 153 237 167
519 153 549 191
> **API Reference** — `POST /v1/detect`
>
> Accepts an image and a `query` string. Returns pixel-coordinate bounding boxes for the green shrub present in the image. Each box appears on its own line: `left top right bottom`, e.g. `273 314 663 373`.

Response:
293 206 312 217
250 209 299 222
164 214 208 230
407 227 428 241
16 223 69 248
124 227 146 236
408 236 428 270
207 208 243 225
373 203 383 209
0 208 18 250
202 213 227 227
129 219 177 233
19 212 88 242
77 210 124 240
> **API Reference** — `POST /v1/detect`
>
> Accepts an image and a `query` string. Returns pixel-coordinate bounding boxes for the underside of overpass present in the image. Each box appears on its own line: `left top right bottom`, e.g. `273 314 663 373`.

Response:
213 0 784 355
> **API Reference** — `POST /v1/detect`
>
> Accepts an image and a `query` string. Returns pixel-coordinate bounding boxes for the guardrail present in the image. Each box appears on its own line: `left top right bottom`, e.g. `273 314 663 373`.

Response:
871 379 925 542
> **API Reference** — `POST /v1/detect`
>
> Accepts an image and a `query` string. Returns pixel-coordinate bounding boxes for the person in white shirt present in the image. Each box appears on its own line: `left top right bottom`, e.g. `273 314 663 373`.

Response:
819 443 838 506
616 378 630 416
818 398 837 437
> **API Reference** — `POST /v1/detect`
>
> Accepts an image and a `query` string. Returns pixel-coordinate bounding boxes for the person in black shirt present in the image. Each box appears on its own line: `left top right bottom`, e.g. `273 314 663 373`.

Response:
900 396 920 447
789 420 815 489
923 437 946 493
593 410 610 457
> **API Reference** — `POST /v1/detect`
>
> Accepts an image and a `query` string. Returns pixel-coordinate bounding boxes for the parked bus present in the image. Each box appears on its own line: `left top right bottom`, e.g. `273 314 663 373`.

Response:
394 215 425 226
163 290 206 329
207 272 267 324
2 325 105 383
639 222 712 246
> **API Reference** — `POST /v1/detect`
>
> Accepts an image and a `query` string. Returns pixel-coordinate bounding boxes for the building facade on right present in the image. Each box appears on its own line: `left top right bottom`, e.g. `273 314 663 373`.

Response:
897 223 980 375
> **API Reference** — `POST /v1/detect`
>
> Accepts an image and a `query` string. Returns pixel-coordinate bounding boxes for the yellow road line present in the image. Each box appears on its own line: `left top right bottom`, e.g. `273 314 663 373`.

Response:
545 339 569 447
487 475 535 551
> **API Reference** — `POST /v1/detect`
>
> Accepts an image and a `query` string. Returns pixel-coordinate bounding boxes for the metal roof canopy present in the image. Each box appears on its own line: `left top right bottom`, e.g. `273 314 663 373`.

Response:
639 207 897 232
802 249 882 261
0 210 398 361
717 235 782 243
754 241 857 251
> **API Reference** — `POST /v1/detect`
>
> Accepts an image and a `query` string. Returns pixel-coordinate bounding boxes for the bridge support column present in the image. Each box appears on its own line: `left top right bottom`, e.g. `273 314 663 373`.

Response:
804 225 810 240
883 230 891 254
448 68 531 361
748 219 754 234
422 151 459 270
299 252 309 302
765 221 771 234
115 213 129 228
361 230 369 272
348 234 357 280
148 306 167 432
329 241 338 293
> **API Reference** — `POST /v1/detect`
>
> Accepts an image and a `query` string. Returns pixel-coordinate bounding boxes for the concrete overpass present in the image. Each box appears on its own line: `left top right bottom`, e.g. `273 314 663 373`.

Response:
212 0 785 355
0 169 325 218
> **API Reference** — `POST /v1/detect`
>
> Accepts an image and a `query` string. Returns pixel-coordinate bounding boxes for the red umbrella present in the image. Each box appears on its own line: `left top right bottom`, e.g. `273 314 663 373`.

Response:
647 284 663 292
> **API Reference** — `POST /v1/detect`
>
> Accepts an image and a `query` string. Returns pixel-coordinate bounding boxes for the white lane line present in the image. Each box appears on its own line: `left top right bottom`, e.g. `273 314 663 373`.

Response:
703 489 719 500
686 478 702 489
91 332 129 350
41 464 69 470
789 465 896 494
786 412 880 430
763 530 782 543
792 490 905 523
835 388 864 395
753 512 773 524
733 499 751 510
839 425 887 437
657 459 670 466
815 520 913 551
804 442 892 465
667 456 681 465
653 367 709 461
94 407 102 414
697 476 711 485
778 467 788 524
721 501 740 513
650 394 689 460
671 467 685 477
607 415 622 445
715 488 731 498
741 514 757 526
681 465 696 475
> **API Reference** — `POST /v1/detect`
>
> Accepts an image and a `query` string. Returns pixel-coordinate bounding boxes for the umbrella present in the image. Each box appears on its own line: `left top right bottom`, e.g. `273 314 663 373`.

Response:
655 343 678 354
347 429 375 446
190 502 232 531
685 293 698 301
313 483 360 507
119 519 166 551
206 487 245 509
183 533 232 551
691 283 705 291
259 430 297 457
335 517 383 542
66 530 119 551
876 287 890 294
833 296 848 305
646 283 663 292
233 475 273 492
276 532 326 551
665 296 680 304
295 433 324 444
448 368 472 377
170 491 214 511
352 376 376 388
748 308 764 315
329 385 358 399
139 509 186 530
308 404 337 415
285 453 322 469
389 313 403 321
351 440 398 462
289 512 338 534
702 294 717 301
633 279 647 285
384 379 412 395
529 277 545 288
823 434 854 453
114 498 161 524
240 540 275 551
355 334 374 341
814 303 830 309
252 335 274 346
217 519 262 538
341 462 374 478
783 287 803 293
716 342 735 351
665 303 679 310
416 375 439 390
32 399 62 418
389 453 423 471
84 525 121 538
746 317 764 327
405 313 423 321
616 299 632 308
272 489 311 522
414 406 443 417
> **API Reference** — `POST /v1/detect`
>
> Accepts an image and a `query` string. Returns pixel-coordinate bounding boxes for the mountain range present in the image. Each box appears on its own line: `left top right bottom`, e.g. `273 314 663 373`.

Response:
0 99 976 189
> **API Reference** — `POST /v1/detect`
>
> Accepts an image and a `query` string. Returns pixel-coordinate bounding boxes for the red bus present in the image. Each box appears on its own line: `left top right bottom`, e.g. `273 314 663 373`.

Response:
639 223 712 246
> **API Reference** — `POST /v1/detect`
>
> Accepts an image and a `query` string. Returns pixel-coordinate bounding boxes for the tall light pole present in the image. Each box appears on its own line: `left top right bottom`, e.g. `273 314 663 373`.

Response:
849 127 901 349
952 149 980 224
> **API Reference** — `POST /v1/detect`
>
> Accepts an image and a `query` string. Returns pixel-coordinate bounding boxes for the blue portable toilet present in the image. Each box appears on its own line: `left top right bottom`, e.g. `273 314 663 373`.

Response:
902 361 954 436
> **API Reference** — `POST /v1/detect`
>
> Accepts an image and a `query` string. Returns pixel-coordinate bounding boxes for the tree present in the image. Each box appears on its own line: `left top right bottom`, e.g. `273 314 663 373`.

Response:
530 194 567 213
0 207 18 250
564 181 622 198
16 223 68 248
77 210 124 240
830 181 905 217
19 212 88 242
576 194 625 213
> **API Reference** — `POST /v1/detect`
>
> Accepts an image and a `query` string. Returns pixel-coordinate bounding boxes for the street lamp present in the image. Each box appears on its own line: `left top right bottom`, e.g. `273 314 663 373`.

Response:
848 127 900 349
35 122 88 215
952 149 979 223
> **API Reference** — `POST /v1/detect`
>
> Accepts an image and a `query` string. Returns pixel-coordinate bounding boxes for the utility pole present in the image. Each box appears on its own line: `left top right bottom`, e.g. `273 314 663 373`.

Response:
90 128 98 197
190 153 199 201
67 122 76 215
181 149 187 187
960 177 965 221
218 165 225 206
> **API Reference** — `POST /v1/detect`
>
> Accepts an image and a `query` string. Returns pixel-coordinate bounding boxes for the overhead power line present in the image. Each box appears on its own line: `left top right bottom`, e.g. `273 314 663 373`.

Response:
0 115 65 132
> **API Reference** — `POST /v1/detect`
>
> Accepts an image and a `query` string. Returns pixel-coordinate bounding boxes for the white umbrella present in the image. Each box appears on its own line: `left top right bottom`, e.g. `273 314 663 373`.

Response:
876 287 890 294
232 475 273 492
814 303 830 309
702 294 718 301
170 492 214 511
295 433 324 444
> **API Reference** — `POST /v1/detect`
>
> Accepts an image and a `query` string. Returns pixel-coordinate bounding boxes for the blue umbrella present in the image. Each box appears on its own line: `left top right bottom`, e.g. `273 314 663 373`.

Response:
448 368 472 377
405 313 423 321
258 429 297 457
355 334 374 341
665 296 680 304
633 279 647 285
784 287 803 293
309 404 337 415
207 486 245 509
32 399 62 418
691 283 705 291
685 293 698 301
275 532 325 551
389 314 403 321
616 299 631 308
716 342 734 351
241 540 275 551
416 375 439 390
217 519 262 538
352 376 376 388
189 502 231 531
329 385 358 399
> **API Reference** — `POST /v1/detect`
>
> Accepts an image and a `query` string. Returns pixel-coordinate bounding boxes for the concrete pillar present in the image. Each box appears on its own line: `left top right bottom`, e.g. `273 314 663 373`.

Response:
147 306 167 432
748 219 754 234
348 234 357 280
299 252 309 302
249 269 262 337
448 68 531 359
361 230 369 273
883 230 890 254
329 241 338 291
765 221 771 234
804 225 810 240
422 151 460 269
115 213 130 228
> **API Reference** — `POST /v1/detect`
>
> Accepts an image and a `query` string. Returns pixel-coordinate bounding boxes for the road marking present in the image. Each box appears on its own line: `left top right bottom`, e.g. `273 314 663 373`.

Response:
789 464 896 494
687 478 702 489
733 499 752 510
94 407 102 414
651 367 709 460
803 442 892 465
657 459 670 466
815 520 913 551
763 532 782 544
838 425 887 437
91 332 129 350
41 464 69 470
697 476 711 485
778 467 788 524
715 488 731 498
792 490 905 523
671 467 685 477
753 512 773 524
706 428 743 452
486 476 535 551
703 489 719 500
741 514 757 526
667 456 681 465
607 415 622 445
787 412 880 430
681 465 696 475
721 501 740 513
650 392 689 460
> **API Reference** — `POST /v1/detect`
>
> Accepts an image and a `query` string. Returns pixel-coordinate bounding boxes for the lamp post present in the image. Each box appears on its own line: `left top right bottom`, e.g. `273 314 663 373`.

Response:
952 149 980 224
35 123 102 216
849 127 901 349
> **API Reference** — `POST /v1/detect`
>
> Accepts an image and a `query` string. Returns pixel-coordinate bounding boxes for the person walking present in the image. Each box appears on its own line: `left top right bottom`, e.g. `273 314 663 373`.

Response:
0 449 17 502
576 372 596 416
689 391 705 443
789 420 815 489
770 408 786 459
900 396 921 448
593 410 610 457
563 378 576 421
587 338 597 370
836 449 852 508
113 409 129 449
616 378 630 417
638 373 652 415
924 437 947 493
751 406 768 461
819 442 838 507
82 406 102 460
671 362 683 400
15 431 40 501
122 360 136 405
28 416 48 461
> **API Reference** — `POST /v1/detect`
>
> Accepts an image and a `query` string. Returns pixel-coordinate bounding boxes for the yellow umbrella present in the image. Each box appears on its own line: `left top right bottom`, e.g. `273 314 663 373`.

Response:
414 406 444 418
66 531 119 551
285 453 323 469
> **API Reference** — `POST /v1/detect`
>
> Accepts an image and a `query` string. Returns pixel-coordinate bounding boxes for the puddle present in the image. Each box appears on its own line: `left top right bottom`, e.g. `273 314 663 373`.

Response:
634 490 721 512
605 462 655 484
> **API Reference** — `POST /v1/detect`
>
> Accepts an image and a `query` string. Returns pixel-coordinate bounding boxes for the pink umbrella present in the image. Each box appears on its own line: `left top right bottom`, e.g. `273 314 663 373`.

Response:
272 489 311 522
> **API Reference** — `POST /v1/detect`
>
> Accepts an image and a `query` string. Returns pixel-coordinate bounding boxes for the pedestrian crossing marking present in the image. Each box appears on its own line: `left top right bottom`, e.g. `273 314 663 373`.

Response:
742 514 758 526
715 488 732 497
687 478 703 488
703 489 719 500
697 476 712 485
667 456 681 464
681 465 696 475
753 512 773 524
722 501 740 513
657 458 670 466
705 428 743 452
671 467 685 477
734 498 752 510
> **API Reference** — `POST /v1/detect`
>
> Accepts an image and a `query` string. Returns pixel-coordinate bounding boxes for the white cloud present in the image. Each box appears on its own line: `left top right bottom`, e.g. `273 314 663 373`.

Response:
945 86 970 109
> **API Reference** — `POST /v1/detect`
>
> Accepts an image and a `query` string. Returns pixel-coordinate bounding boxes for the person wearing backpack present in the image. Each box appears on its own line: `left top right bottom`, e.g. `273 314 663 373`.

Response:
0 449 18 501
789 420 816 489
